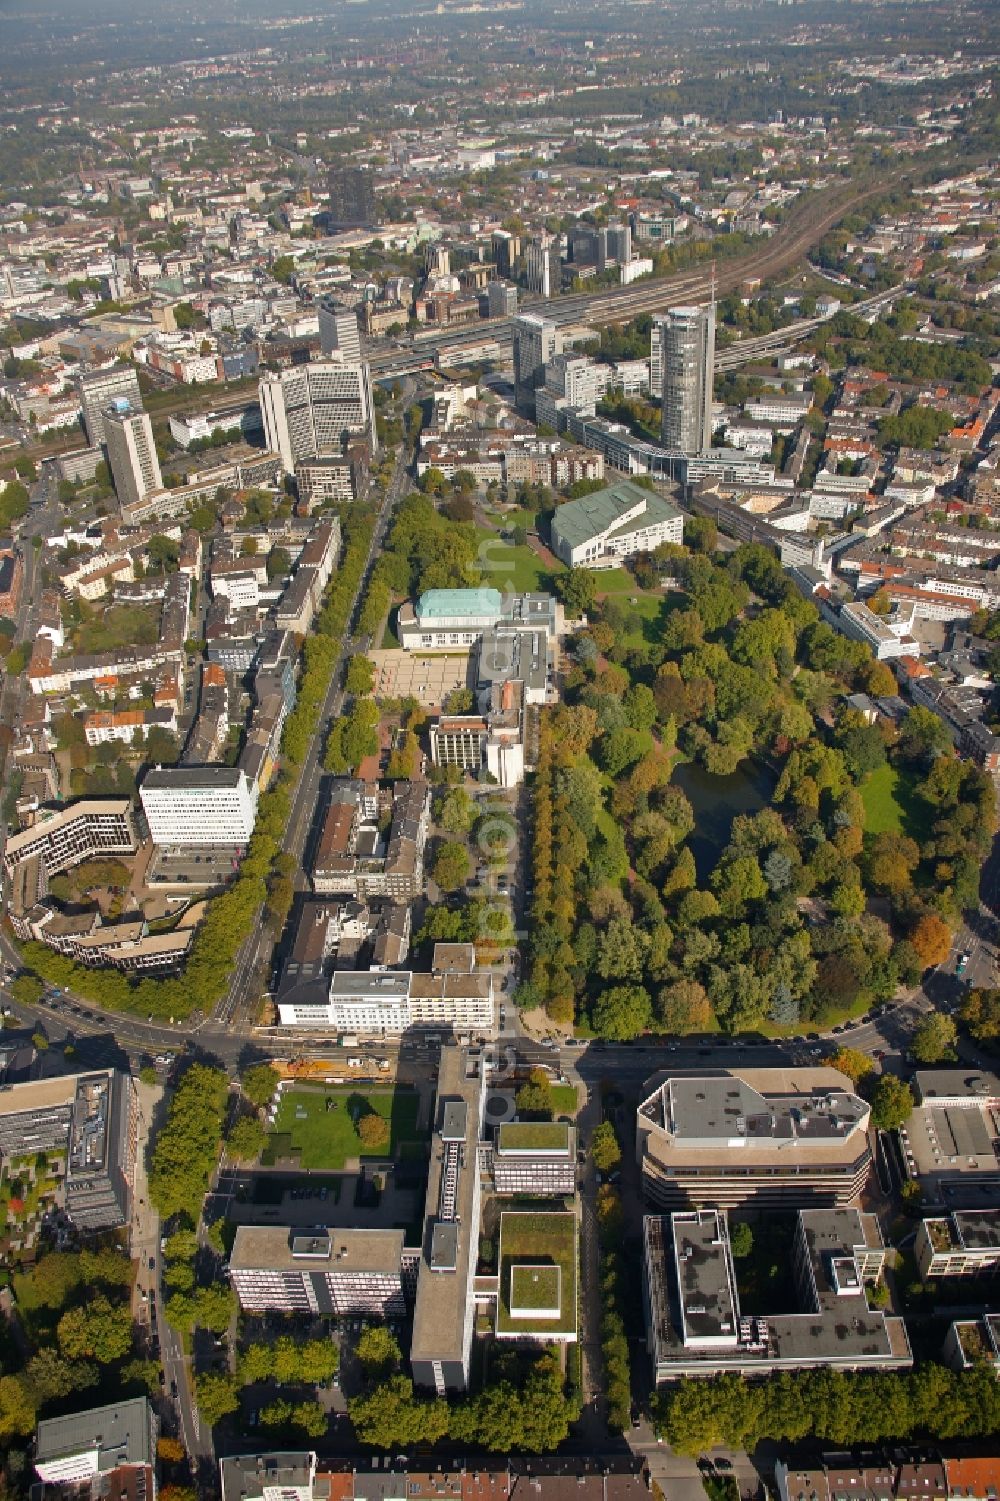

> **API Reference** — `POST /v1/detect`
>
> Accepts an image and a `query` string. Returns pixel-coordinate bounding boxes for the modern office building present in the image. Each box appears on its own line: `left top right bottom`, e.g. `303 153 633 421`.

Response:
328 167 377 229
34 1398 155 1489
915 1209 1000 1279
643 1207 909 1381
656 304 715 454
512 314 562 417
260 360 377 471
103 401 163 512
397 588 557 652
410 1046 488 1394
76 365 142 447
490 1122 576 1196
230 1227 413 1317
525 237 557 299
276 946 494 1035
0 1069 137 1232
139 766 258 848
550 479 683 568
902 1069 1000 1206
636 1068 872 1210
318 300 362 362
429 717 489 773
487 280 518 318
495 1210 578 1344
3 798 137 878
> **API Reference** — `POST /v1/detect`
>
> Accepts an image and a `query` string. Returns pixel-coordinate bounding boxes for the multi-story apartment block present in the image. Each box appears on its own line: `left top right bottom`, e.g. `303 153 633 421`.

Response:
311 781 428 901
636 1068 872 1210
103 402 163 513
318 299 362 362
643 1207 909 1381
512 314 562 418
3 798 137 878
915 1209 1000 1279
260 360 377 468
656 304 716 454
76 365 143 447
490 1122 576 1196
230 1227 412 1317
139 766 258 848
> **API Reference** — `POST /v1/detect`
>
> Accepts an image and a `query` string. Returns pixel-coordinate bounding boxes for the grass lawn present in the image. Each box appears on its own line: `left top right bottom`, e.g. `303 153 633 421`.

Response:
861 762 925 838
263 1085 424 1170
72 602 161 654
474 527 562 592
550 1084 580 1116
499 1121 570 1152
497 1211 577 1337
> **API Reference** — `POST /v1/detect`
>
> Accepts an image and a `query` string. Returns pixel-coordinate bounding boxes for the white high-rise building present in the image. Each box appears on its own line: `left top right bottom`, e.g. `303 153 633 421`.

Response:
318 300 362 362
525 236 557 298
77 366 143 446
140 767 258 847
260 359 377 471
512 314 562 417
103 402 162 511
657 304 716 455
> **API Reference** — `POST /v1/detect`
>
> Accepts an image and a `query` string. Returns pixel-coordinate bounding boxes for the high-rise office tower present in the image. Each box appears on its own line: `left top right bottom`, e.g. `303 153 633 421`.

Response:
77 365 142 447
525 236 556 299
318 299 362 362
327 167 377 229
649 320 665 400
512 314 562 418
604 223 632 267
103 401 162 511
657 304 716 454
491 230 521 279
260 359 378 472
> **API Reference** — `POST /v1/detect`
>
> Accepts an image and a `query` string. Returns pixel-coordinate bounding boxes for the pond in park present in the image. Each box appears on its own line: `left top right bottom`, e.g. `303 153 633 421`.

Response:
671 757 779 882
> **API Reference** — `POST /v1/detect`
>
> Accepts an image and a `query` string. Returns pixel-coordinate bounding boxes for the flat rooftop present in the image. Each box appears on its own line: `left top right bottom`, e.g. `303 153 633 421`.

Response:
35 1397 152 1469
497 1122 572 1156
231 1225 406 1276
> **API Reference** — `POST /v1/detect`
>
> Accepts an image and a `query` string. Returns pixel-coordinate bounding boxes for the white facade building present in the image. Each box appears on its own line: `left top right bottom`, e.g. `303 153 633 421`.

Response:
139 766 258 847
260 359 377 470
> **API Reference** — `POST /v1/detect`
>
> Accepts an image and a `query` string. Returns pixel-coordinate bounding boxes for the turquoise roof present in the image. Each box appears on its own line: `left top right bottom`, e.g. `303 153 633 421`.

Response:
416 588 503 618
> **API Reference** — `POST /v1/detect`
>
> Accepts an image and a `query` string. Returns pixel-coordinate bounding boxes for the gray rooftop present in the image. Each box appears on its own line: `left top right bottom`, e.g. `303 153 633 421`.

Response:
220 1452 316 1501
551 479 680 550
141 766 245 790
35 1397 153 1471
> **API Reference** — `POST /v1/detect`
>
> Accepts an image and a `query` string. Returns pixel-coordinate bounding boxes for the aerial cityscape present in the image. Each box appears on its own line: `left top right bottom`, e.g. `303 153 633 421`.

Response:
0 0 999 1496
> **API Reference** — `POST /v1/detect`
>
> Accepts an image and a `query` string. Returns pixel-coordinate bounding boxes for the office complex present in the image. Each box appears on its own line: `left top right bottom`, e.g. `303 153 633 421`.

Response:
76 365 143 448
230 1227 413 1317
410 1046 487 1394
643 1207 910 1381
490 1122 577 1196
34 1399 155 1489
318 300 362 362
327 167 377 229
656 304 715 454
103 401 163 511
903 1069 1000 1206
636 1068 872 1210
550 479 683 568
0 1070 137 1231
276 945 494 1035
512 314 562 417
3 799 136 878
139 766 258 847
915 1209 1000 1279
525 236 556 298
260 360 377 469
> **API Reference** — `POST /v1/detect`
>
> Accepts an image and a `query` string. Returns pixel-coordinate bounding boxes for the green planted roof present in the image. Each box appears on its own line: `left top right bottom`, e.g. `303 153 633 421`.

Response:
416 587 503 618
498 1121 571 1153
551 480 680 550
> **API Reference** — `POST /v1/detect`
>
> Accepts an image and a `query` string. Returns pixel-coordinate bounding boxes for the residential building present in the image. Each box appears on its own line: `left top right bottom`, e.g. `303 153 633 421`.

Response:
3 798 136 879
550 479 683 567
410 1046 488 1394
397 588 557 652
260 360 377 470
643 1207 909 1381
328 167 377 228
318 300 362 362
103 402 162 512
0 1069 136 1231
656 305 715 454
76 365 142 448
139 766 257 848
915 1209 1000 1278
229 1227 412 1317
776 1455 979 1501
220 1453 319 1501
512 314 561 418
34 1399 155 1489
490 1122 576 1196
636 1067 872 1210
311 781 428 901
0 551 24 619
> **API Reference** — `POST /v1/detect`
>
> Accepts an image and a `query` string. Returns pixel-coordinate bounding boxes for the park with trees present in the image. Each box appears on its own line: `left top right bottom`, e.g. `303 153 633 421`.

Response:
521 536 994 1039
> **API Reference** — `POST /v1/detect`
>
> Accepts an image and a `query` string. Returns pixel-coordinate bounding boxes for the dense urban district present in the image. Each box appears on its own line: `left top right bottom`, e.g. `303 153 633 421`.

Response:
1 1 1000 1500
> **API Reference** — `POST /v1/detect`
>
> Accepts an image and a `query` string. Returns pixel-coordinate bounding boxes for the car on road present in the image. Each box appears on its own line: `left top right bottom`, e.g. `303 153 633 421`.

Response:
956 952 970 974
170 1380 178 1400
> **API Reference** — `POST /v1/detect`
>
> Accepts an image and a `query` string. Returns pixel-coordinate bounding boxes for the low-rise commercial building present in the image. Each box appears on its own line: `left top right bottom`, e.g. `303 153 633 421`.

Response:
276 947 494 1035
34 1398 155 1490
636 1068 872 1210
230 1227 413 1318
901 1069 1000 1208
915 1209 1000 1278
